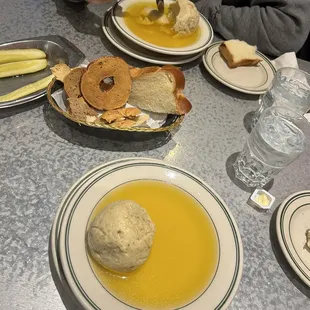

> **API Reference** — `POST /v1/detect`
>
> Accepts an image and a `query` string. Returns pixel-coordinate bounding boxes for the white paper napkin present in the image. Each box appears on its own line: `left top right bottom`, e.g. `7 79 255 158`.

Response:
271 52 299 70
304 113 310 122
79 59 90 66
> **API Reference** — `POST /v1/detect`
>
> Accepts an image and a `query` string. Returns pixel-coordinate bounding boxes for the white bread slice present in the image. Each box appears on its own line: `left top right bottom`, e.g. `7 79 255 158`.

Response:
169 0 200 35
128 65 192 115
219 40 262 68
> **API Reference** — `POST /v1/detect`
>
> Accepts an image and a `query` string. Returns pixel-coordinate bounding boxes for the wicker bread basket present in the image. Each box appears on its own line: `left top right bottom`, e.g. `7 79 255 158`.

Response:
47 78 185 133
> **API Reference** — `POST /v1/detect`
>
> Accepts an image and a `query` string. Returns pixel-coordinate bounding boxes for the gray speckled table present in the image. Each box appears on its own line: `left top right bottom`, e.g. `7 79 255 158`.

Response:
1 0 310 309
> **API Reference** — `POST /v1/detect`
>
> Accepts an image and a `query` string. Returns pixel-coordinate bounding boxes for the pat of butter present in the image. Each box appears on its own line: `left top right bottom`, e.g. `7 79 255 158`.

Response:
255 193 270 206
248 189 275 210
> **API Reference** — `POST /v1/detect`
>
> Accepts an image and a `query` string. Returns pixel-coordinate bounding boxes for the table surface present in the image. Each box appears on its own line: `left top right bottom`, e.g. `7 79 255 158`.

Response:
1 0 310 309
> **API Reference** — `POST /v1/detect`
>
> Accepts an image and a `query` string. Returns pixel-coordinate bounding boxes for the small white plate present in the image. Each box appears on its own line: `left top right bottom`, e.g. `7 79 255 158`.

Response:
111 0 213 56
57 159 243 310
203 42 276 95
276 190 310 287
102 9 203 65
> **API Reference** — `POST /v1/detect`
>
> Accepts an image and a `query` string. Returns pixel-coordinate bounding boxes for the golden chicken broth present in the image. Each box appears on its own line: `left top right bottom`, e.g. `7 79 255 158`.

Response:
88 180 219 309
123 3 201 48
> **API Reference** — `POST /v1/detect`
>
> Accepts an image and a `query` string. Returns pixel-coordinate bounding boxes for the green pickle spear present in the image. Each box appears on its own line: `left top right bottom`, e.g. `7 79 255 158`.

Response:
0 49 46 64
0 74 54 102
0 59 48 78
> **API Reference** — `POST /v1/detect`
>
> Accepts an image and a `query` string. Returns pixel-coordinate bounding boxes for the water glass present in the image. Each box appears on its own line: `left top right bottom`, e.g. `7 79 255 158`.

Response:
234 106 309 187
253 67 310 123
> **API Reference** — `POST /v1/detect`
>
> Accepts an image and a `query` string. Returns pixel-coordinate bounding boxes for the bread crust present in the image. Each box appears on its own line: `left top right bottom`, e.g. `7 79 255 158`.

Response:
64 67 86 98
81 56 132 110
51 63 71 83
101 110 123 123
67 97 98 121
111 119 137 128
162 65 191 114
101 107 141 123
219 42 262 69
110 114 149 128
117 107 141 118
129 65 192 115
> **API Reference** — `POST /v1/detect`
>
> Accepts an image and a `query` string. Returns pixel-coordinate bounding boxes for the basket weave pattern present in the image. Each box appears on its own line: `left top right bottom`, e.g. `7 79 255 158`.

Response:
47 78 184 132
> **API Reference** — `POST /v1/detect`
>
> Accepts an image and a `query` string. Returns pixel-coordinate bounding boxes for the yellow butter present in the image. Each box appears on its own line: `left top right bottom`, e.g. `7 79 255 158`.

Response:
255 193 270 206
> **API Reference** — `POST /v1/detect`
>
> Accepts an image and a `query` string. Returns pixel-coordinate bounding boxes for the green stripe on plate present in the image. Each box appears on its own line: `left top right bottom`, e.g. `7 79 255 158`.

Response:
289 203 310 273
62 162 242 310
84 179 221 309
112 0 213 54
279 192 310 281
203 42 276 94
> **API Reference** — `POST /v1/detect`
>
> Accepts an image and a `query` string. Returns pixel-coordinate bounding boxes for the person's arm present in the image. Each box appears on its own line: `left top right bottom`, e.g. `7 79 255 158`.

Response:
194 0 310 56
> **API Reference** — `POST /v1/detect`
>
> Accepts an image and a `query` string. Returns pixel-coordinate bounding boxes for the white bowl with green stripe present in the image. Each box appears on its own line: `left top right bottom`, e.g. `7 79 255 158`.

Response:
276 190 310 287
111 0 214 56
57 159 243 309
50 157 147 285
102 9 204 65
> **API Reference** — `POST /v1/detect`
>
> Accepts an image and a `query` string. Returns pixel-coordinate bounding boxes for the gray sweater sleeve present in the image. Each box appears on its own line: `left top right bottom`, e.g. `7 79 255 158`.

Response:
195 0 310 56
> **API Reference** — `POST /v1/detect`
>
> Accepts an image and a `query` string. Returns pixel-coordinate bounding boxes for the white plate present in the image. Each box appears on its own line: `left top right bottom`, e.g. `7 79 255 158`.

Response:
203 42 276 95
276 190 310 287
102 9 203 65
111 0 213 56
58 159 243 310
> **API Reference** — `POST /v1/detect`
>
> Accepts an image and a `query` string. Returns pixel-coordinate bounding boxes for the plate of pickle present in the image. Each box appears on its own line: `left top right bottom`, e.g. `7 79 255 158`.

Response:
0 35 84 108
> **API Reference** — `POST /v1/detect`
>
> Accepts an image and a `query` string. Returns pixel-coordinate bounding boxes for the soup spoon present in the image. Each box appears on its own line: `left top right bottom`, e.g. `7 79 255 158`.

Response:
156 0 164 14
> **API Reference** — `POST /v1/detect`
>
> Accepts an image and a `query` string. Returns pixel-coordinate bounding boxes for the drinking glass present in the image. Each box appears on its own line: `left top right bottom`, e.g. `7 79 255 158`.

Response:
234 106 309 187
253 67 310 125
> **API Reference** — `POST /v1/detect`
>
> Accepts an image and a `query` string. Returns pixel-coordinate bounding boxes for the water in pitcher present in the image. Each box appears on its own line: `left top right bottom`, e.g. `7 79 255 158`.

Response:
234 113 307 187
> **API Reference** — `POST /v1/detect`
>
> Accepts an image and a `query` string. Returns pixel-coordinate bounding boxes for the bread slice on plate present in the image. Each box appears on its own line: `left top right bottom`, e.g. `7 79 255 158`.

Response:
219 40 262 69
128 65 192 115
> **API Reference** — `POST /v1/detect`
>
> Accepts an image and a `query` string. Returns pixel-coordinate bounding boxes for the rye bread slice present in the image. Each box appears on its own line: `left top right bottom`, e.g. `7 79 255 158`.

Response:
67 97 98 122
64 67 86 98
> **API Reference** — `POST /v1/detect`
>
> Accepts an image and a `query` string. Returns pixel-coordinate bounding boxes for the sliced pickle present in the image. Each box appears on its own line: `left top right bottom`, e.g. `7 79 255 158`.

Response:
0 74 54 102
0 49 46 64
0 59 48 78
